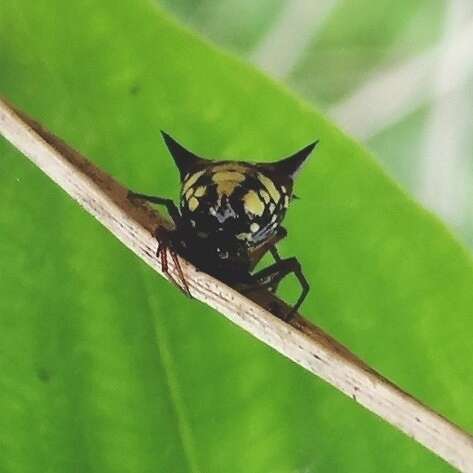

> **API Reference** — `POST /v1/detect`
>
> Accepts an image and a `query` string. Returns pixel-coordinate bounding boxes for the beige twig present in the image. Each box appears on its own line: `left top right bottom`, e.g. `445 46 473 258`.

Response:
1 97 472 472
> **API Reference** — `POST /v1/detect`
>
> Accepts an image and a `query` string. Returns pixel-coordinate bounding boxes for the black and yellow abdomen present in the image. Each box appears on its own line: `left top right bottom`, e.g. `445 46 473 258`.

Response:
179 162 291 251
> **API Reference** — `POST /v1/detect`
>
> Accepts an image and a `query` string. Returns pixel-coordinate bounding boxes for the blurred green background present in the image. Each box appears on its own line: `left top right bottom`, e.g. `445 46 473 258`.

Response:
160 0 473 249
1 1 472 472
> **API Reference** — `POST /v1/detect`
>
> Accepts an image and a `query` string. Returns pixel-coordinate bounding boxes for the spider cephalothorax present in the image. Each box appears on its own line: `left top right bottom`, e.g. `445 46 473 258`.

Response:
129 131 318 320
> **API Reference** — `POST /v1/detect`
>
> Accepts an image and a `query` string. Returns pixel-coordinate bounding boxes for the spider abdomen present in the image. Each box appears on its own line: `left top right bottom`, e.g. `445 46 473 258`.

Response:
180 162 291 250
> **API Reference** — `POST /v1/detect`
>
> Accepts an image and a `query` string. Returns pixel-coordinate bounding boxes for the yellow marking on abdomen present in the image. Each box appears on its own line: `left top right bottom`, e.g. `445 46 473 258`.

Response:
193 185 207 197
257 172 281 203
236 232 251 241
185 188 194 200
213 171 246 198
250 222 260 233
188 196 199 211
216 181 239 197
212 171 245 183
182 170 205 194
259 189 270 204
243 190 265 216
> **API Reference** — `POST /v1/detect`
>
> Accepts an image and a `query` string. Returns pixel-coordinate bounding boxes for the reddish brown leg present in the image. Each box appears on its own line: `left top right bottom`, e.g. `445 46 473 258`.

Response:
129 191 192 296
169 250 191 297
156 238 168 272
155 228 191 297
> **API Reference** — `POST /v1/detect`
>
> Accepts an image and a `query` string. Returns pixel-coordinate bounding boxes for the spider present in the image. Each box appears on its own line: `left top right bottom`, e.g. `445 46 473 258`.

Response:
129 132 318 320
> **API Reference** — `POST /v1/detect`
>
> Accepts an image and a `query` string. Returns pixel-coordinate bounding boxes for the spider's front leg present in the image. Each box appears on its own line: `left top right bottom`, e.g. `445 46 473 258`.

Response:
251 250 310 321
128 191 191 297
128 191 181 226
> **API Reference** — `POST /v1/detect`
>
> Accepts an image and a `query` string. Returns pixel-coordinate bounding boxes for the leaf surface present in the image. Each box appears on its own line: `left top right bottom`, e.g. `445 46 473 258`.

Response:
0 1 472 472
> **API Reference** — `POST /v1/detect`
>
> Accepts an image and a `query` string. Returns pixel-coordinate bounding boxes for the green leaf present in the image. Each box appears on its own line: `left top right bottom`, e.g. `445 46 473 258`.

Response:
1 1 472 472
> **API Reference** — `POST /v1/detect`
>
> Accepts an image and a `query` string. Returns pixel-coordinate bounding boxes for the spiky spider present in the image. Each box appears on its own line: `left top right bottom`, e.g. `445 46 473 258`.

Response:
129 132 318 320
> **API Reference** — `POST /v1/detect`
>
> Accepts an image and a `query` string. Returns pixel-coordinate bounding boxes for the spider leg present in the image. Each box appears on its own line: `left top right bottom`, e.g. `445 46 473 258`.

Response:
248 226 287 272
246 256 309 321
154 227 192 297
266 246 283 292
128 191 181 226
246 246 283 293
156 238 168 271
129 190 191 296
169 249 192 297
